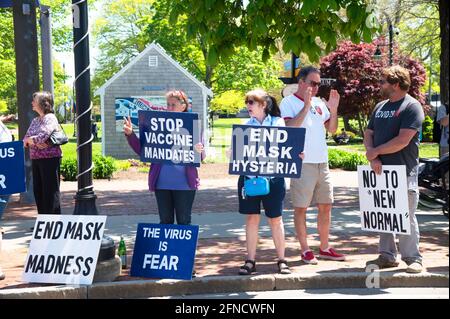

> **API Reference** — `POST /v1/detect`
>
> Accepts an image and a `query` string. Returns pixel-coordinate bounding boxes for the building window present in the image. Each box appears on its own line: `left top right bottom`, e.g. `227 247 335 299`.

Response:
149 55 158 67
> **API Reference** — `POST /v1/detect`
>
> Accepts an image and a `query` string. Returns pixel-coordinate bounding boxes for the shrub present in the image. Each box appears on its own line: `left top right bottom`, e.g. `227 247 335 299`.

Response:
328 149 368 171
342 152 368 171
93 155 117 179
60 157 78 181
421 115 434 142
116 160 131 171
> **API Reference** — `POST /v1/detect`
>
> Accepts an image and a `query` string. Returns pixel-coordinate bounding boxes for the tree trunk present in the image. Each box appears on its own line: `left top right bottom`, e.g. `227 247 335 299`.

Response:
343 115 358 134
205 65 213 89
356 112 365 138
440 0 449 106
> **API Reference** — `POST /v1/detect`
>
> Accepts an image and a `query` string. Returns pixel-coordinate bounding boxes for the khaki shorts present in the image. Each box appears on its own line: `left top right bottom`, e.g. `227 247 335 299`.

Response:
290 163 333 208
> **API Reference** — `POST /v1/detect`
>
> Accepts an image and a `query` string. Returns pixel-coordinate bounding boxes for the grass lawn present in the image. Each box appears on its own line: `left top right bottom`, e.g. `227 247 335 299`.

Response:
206 117 247 163
330 141 439 158
5 117 440 167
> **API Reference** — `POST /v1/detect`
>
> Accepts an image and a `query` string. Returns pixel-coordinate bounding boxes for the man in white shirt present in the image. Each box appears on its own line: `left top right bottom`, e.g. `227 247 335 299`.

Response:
281 66 345 264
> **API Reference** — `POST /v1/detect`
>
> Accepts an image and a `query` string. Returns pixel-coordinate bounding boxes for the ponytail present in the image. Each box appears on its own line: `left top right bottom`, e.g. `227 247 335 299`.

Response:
265 95 281 118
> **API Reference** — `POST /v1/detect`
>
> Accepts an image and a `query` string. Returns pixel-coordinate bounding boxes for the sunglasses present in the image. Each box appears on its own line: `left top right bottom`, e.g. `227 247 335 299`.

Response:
245 99 258 105
305 80 321 87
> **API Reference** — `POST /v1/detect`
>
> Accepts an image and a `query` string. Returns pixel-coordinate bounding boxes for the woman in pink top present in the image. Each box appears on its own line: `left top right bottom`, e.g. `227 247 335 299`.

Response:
24 92 62 215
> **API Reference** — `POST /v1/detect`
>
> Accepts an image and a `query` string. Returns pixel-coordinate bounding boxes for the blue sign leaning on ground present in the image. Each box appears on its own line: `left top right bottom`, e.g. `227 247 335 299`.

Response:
138 110 201 167
229 125 306 178
0 141 26 195
130 223 199 280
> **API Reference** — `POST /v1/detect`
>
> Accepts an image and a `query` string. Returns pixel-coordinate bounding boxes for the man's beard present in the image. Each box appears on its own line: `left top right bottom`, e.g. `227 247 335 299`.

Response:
380 87 392 99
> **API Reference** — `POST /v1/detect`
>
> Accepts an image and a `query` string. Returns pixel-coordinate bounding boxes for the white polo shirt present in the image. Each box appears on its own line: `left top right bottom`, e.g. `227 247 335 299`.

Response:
0 121 12 143
280 94 330 163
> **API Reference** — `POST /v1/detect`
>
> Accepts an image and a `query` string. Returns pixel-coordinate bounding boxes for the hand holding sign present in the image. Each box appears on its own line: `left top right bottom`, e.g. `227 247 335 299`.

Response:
123 116 133 136
370 158 382 175
194 143 204 154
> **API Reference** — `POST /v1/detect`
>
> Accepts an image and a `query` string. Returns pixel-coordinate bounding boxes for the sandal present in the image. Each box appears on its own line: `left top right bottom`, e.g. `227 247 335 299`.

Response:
277 259 291 274
239 259 256 275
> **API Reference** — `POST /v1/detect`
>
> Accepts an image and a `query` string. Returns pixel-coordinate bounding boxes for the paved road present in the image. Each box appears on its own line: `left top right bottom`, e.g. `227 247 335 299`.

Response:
151 288 449 299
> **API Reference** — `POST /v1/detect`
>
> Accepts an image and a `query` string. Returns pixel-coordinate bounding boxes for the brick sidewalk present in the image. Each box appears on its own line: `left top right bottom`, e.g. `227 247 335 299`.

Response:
1 165 447 290
1 231 448 290
2 166 359 220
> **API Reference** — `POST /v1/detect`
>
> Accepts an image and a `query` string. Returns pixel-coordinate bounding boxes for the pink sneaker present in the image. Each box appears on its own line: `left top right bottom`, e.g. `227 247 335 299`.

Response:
301 250 318 264
319 248 346 261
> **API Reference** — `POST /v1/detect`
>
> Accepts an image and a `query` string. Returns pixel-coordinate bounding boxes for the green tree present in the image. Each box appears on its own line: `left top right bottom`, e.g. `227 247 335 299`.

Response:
91 0 153 92
169 0 379 64
0 9 16 113
210 90 245 115
92 0 284 110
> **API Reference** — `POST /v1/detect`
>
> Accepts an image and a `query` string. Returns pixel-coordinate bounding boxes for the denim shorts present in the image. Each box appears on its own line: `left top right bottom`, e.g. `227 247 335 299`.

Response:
238 176 286 218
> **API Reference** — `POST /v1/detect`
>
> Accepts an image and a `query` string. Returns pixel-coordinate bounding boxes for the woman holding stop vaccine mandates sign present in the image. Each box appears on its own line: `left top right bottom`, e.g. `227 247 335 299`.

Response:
235 89 305 276
124 90 205 226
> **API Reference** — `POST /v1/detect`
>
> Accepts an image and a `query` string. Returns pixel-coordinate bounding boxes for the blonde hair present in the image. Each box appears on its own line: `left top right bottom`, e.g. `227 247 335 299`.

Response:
166 90 189 112
382 65 411 91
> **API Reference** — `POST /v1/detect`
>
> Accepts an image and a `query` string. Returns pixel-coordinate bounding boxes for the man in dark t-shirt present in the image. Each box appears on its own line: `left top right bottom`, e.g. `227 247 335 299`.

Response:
364 65 425 273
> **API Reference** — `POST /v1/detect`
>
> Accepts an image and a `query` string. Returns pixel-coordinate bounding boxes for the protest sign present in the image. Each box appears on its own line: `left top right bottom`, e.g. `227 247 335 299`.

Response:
228 125 305 178
358 165 410 235
138 110 200 167
0 141 26 195
130 223 199 280
22 215 107 285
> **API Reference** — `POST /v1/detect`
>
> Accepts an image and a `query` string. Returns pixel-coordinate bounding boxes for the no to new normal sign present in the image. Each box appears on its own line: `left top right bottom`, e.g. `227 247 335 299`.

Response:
138 110 201 167
358 165 410 235
229 125 305 178
22 215 107 285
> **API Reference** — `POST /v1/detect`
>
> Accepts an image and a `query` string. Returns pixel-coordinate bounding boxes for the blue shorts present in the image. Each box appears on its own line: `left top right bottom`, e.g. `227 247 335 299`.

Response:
238 176 286 218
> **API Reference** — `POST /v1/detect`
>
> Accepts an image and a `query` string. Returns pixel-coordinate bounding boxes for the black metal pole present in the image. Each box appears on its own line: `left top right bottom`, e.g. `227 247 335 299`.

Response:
13 0 39 204
291 53 298 81
388 23 393 66
72 0 97 215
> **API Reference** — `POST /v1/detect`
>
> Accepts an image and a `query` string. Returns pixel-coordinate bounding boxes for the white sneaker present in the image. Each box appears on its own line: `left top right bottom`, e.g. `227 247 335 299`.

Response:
406 262 423 273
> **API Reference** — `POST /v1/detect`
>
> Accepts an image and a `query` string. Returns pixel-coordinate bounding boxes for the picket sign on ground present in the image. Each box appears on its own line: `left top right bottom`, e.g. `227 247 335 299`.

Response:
130 223 199 280
22 215 107 285
357 165 410 235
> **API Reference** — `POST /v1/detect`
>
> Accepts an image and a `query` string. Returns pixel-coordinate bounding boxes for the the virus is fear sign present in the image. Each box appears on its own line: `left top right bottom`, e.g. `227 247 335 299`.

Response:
357 165 410 235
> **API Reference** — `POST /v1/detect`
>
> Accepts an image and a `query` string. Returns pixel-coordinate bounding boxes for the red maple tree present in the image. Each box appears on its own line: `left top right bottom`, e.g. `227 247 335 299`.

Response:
318 39 427 136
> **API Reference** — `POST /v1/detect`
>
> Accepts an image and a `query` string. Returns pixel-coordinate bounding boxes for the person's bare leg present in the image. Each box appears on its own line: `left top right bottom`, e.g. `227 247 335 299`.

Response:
294 207 309 253
317 204 332 250
268 216 285 260
245 214 260 261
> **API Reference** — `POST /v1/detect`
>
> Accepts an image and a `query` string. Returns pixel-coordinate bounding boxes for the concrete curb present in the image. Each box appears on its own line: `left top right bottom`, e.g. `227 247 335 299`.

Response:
0 272 448 299
0 286 87 299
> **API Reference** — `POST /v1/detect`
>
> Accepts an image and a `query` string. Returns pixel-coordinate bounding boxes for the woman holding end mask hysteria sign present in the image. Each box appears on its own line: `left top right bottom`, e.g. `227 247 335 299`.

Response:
123 90 205 226
235 89 305 276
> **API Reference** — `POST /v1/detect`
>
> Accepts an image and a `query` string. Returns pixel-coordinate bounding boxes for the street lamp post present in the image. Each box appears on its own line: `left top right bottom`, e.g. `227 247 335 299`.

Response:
373 12 395 66
72 0 117 272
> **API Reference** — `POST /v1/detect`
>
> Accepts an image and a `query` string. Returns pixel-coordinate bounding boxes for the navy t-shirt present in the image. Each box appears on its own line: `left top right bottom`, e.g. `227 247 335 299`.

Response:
367 94 425 176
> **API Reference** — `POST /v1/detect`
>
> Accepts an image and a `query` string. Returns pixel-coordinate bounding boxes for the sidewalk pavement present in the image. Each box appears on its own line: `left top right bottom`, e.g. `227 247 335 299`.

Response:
0 169 448 298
